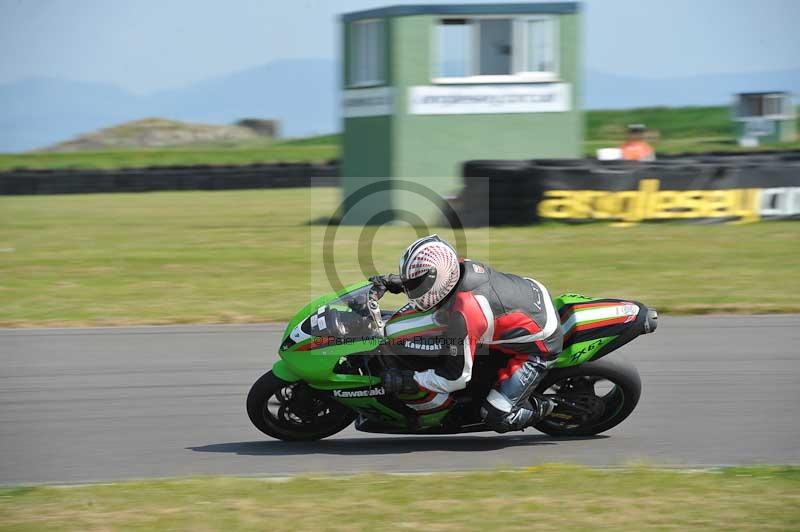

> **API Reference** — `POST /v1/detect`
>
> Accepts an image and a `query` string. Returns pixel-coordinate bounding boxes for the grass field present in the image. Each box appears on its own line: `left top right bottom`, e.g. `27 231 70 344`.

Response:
1 107 797 170
1 187 798 327
1 465 798 531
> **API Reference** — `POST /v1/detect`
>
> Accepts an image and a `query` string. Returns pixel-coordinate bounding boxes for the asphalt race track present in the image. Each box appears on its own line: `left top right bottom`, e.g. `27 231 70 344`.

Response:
2 315 799 485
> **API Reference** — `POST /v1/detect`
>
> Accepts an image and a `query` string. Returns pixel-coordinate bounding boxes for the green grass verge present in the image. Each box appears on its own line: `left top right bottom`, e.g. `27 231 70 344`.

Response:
1 187 798 327
1 106 797 170
0 140 338 171
1 465 798 531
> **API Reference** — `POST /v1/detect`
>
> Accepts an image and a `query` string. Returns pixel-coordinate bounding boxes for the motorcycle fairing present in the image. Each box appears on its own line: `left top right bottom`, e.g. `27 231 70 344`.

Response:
554 295 654 368
275 285 654 431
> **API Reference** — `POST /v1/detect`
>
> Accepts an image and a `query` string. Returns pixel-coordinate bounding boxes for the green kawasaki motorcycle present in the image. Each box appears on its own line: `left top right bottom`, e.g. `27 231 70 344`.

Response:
247 281 658 441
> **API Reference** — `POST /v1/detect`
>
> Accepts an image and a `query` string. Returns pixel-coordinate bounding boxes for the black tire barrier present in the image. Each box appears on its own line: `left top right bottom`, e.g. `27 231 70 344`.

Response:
460 154 800 226
0 163 338 195
462 159 543 226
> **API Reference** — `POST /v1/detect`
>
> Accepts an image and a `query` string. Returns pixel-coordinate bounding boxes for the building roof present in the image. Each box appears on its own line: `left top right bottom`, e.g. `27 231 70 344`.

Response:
341 2 580 22
737 91 791 97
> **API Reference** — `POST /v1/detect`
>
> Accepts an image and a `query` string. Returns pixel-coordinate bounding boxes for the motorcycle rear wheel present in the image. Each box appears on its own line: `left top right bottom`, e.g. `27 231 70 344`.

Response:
247 371 356 441
534 355 641 437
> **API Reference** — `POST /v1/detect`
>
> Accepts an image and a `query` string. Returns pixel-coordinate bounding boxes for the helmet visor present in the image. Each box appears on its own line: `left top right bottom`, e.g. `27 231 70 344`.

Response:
402 270 437 300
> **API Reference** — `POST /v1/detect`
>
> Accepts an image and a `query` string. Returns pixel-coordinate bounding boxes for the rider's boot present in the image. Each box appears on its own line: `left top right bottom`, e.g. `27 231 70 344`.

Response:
531 395 557 420
480 395 555 433
480 355 555 433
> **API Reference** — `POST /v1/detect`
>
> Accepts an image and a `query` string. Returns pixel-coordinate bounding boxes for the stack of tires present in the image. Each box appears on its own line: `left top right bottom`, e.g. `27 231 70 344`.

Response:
460 160 542 226
0 163 338 195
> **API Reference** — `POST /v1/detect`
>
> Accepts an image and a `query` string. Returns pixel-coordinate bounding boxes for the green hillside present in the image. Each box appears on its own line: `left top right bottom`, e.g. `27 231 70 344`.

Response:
1 106 798 170
586 106 733 139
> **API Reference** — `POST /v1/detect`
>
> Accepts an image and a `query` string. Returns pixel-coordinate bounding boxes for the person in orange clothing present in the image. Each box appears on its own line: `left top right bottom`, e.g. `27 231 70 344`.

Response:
620 123 655 161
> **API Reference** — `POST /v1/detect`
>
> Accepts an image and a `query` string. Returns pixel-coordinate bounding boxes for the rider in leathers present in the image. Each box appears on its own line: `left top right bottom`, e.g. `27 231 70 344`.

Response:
371 235 563 433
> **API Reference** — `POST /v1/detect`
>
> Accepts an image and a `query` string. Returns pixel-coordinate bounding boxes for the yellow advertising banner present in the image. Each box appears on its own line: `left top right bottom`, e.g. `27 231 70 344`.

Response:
537 179 765 223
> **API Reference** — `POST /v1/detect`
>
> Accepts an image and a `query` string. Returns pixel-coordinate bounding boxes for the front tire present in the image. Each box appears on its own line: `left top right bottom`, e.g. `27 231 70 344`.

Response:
247 371 356 441
534 355 641 437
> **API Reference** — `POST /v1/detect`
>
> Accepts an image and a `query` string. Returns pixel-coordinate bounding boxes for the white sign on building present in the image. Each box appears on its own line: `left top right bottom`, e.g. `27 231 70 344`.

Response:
408 83 570 115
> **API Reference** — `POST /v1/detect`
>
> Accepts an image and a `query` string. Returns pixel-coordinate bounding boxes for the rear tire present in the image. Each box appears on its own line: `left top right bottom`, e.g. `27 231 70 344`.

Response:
247 371 356 441
534 355 641 437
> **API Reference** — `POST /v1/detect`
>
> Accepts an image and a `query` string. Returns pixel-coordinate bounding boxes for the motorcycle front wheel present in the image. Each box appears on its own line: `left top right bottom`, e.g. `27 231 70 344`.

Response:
247 371 356 441
534 355 642 437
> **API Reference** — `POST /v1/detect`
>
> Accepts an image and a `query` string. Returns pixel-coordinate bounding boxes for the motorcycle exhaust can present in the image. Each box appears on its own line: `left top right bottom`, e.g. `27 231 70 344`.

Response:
644 308 658 334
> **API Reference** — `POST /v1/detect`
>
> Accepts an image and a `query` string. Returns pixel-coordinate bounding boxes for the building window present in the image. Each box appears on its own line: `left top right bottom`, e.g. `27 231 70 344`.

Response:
525 17 557 74
478 19 513 75
737 93 795 119
437 19 472 77
350 19 385 87
435 16 558 82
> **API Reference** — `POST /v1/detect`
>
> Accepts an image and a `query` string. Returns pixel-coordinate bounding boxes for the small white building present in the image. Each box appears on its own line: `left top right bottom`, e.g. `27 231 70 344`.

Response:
733 91 796 145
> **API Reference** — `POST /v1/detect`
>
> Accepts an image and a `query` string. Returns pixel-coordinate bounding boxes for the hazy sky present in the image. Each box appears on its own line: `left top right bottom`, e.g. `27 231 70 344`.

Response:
1 0 798 93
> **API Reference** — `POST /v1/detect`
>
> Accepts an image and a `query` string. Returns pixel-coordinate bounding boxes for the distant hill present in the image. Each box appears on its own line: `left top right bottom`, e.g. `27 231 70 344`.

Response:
1 58 797 152
0 59 336 152
0 77 148 152
584 68 800 109
43 118 265 152
143 59 337 137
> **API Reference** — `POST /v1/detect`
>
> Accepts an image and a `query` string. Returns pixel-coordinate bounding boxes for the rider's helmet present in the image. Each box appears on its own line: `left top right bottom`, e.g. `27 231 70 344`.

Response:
399 234 461 311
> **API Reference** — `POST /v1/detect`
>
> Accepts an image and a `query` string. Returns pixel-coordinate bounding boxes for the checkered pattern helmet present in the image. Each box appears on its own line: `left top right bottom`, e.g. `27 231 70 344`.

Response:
399 235 461 311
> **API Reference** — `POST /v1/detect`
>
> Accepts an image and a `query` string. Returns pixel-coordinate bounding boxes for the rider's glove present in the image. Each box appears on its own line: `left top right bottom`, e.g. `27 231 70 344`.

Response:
380 368 418 395
369 274 404 299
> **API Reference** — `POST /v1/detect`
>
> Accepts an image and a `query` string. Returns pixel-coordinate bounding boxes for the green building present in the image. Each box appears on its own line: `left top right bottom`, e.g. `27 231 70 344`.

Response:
340 2 583 224
733 92 797 146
